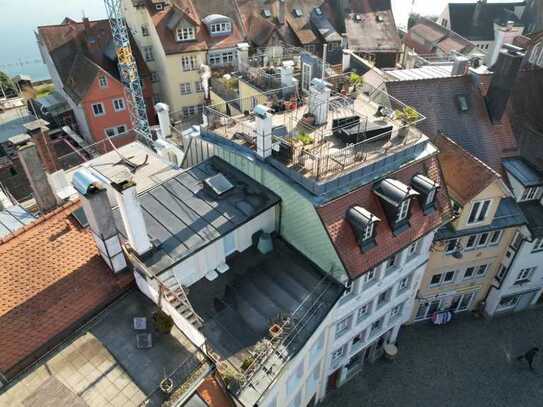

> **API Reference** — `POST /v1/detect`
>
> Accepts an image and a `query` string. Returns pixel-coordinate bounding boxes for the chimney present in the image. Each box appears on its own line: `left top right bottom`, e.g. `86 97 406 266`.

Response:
342 49 352 73
486 44 525 123
17 142 58 213
155 103 171 140
111 178 153 256
237 42 250 73
451 55 470 76
254 105 273 159
24 119 58 173
486 20 524 67
280 60 295 98
73 168 127 273
278 0 286 25
308 78 332 126
83 16 91 32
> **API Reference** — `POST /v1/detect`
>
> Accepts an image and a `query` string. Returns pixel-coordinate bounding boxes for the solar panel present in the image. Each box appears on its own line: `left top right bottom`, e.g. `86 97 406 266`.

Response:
204 173 235 196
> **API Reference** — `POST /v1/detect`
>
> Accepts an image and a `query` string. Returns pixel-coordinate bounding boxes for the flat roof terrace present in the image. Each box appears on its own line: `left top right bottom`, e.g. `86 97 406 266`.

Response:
187 238 343 405
203 82 428 191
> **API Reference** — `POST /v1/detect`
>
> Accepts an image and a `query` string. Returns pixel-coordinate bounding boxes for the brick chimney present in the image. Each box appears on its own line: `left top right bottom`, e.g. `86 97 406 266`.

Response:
278 0 286 25
23 119 58 173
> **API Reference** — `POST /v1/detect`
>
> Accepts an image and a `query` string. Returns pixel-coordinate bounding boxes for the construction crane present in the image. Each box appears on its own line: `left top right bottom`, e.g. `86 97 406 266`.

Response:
103 0 151 143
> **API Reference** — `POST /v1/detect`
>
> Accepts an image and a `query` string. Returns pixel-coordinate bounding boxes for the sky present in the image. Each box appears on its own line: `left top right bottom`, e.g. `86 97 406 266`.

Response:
0 0 525 80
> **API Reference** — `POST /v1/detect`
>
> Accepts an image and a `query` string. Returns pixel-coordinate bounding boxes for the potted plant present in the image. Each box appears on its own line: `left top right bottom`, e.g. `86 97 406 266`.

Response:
294 133 314 146
302 112 316 126
394 106 420 138
349 72 364 96
152 310 174 335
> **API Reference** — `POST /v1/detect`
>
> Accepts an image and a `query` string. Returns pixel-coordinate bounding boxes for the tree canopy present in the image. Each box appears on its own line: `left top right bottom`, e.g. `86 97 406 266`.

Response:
0 71 18 98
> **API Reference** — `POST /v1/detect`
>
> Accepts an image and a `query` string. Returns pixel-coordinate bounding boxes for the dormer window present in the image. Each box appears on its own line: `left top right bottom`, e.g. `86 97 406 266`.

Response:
155 2 164 11
520 186 542 202
411 174 440 214
347 206 380 251
202 15 232 37
210 22 231 34
176 27 195 41
467 199 491 224
373 179 419 234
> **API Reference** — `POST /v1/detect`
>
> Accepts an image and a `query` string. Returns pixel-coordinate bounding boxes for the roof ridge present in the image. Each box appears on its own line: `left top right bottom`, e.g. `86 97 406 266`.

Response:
0 199 80 246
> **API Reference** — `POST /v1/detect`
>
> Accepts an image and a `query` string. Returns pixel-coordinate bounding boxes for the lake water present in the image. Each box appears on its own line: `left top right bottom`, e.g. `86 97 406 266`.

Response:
0 0 456 81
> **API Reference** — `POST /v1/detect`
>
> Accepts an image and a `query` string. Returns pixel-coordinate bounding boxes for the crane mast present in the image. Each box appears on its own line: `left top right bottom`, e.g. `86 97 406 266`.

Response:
103 0 151 142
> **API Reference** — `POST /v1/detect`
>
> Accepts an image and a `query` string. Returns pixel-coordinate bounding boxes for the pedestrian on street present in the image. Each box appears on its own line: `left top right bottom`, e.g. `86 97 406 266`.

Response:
517 347 540 370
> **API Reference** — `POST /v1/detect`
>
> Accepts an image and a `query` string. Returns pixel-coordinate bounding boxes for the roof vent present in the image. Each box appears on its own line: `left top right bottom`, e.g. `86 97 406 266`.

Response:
204 173 235 196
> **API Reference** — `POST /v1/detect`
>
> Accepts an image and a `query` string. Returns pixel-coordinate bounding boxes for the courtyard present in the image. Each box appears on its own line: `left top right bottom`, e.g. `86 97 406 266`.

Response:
322 308 543 407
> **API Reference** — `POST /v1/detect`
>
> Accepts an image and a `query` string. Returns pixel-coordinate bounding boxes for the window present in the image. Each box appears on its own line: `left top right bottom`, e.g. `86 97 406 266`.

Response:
143 46 154 62
222 51 234 64
181 55 198 71
364 268 377 285
98 76 108 88
430 271 456 287
352 331 366 348
92 103 105 116
357 303 371 323
496 264 507 282
386 254 398 271
406 240 420 259
426 188 437 206
463 266 475 280
444 270 456 283
477 232 489 248
445 238 458 254
489 230 503 246
113 98 125 112
390 302 404 320
105 125 128 138
176 27 195 41
370 317 383 336
499 294 520 309
468 199 491 224
194 81 204 93
516 267 536 284
293 8 303 17
520 186 542 202
335 314 353 339
182 105 202 118
210 22 232 34
331 344 347 362
377 288 392 308
363 222 374 241
179 82 192 95
465 234 477 250
310 332 324 361
533 238 543 253
150 72 160 83
209 53 222 66
397 199 410 222
511 232 523 250
476 264 488 277
430 274 442 287
398 275 410 291
141 24 149 36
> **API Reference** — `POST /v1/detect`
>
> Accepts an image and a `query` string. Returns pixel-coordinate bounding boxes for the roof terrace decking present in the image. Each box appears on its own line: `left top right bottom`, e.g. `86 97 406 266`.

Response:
203 82 427 188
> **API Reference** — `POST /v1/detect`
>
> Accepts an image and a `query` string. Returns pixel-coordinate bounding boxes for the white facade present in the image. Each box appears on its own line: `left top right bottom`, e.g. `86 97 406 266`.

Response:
323 232 435 388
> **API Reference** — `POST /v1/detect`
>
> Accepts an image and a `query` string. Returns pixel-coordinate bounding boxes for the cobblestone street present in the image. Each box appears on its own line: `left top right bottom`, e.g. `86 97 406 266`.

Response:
322 309 543 407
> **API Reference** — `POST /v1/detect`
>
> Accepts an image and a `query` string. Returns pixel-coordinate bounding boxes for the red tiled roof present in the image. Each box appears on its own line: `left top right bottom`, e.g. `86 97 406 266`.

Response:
317 156 452 280
0 201 133 379
433 133 499 205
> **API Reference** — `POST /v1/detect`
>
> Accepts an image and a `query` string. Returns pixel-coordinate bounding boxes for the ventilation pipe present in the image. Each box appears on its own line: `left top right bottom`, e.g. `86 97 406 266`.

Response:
111 178 153 256
308 78 332 126
72 168 127 273
17 142 58 213
155 103 171 140
254 105 273 159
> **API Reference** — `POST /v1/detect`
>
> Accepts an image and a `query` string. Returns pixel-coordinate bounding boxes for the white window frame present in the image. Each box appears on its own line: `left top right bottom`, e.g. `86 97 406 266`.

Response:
143 46 154 62
463 266 475 280
98 76 108 88
176 26 195 41
489 230 503 246
476 264 488 277
331 344 347 362
465 234 477 250
141 24 149 36
390 302 404 320
377 288 392 308
181 55 198 71
151 72 160 83
516 267 536 284
397 199 410 222
520 186 542 202
496 264 507 281
210 22 231 34
179 82 192 95
335 314 353 339
363 222 374 241
398 275 410 291
92 102 105 117
467 199 491 224
194 81 204 93
364 268 377 284
112 98 126 112
430 270 456 287
476 232 490 248
104 124 128 138
386 254 398 271
357 302 371 323
445 238 458 254
406 240 420 259
499 294 520 309
426 188 437 206
532 238 543 253
369 317 384 337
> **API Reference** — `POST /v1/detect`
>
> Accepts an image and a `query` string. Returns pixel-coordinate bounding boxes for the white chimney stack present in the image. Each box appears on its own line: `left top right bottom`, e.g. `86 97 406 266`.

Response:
280 60 295 98
342 50 352 72
237 42 250 73
308 78 332 126
254 104 273 159
155 103 171 140
112 179 152 257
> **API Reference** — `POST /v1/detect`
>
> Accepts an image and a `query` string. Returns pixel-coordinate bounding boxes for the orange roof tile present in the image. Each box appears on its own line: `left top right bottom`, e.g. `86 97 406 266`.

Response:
0 201 133 378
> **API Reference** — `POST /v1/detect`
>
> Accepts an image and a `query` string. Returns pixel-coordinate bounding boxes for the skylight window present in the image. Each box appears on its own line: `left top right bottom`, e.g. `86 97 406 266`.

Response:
262 9 272 18
456 95 469 112
314 7 323 16
293 9 303 17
